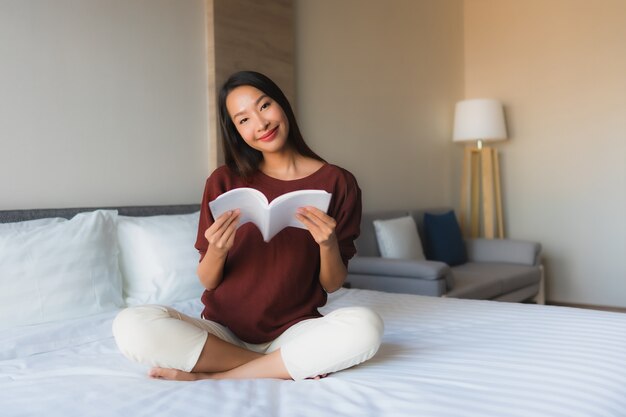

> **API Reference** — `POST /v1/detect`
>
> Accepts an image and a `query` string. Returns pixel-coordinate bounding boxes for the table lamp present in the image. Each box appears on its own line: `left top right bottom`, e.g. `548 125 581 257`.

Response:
453 98 508 239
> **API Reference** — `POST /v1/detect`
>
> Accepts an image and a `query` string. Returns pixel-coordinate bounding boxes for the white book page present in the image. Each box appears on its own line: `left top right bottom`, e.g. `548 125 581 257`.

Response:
209 188 332 242
208 188 269 237
267 190 332 240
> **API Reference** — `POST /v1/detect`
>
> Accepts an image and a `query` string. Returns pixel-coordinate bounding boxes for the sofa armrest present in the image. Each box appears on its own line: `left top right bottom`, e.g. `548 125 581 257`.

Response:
348 256 451 282
465 238 541 266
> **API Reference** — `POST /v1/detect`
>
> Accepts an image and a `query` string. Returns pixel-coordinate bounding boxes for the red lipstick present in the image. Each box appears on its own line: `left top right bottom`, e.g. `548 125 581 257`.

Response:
258 126 278 142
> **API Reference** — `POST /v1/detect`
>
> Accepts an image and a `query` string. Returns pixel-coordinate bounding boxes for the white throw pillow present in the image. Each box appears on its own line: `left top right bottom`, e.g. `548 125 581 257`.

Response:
117 211 203 306
0 210 123 330
373 215 426 260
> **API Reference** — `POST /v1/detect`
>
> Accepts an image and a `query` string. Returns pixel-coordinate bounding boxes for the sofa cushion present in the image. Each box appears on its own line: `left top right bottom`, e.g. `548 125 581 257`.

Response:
373 216 425 260
466 238 541 266
356 210 409 256
423 211 467 266
493 284 541 303
446 262 541 299
444 273 503 299
408 208 452 242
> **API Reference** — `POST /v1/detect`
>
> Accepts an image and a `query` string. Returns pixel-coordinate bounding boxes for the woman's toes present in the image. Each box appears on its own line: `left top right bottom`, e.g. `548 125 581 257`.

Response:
149 367 196 381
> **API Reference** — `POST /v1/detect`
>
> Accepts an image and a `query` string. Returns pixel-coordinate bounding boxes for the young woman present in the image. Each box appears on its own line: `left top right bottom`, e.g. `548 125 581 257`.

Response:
113 71 383 381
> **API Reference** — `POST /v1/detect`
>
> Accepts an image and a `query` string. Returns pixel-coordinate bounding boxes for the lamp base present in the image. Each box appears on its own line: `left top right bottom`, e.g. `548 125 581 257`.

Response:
459 145 504 239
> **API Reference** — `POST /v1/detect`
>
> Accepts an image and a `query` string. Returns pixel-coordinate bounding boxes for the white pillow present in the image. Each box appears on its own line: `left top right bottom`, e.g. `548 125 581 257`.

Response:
117 211 203 306
373 215 425 260
0 216 66 232
0 210 123 330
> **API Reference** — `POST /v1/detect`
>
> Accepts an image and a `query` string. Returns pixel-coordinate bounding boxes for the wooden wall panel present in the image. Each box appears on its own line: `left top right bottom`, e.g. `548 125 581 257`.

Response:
207 0 294 167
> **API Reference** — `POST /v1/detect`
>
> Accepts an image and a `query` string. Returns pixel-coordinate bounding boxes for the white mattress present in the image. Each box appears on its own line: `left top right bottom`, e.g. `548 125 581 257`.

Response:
1 288 625 417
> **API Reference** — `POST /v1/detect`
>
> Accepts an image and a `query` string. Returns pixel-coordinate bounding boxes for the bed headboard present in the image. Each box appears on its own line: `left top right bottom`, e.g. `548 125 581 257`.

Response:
0 204 201 224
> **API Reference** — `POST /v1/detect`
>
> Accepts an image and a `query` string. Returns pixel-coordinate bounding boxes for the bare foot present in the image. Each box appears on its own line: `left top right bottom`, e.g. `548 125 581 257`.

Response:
149 367 209 381
307 373 329 380
150 366 330 382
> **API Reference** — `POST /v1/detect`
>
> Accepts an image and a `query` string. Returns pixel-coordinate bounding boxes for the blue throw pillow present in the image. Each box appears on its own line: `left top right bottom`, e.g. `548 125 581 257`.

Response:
423 211 467 266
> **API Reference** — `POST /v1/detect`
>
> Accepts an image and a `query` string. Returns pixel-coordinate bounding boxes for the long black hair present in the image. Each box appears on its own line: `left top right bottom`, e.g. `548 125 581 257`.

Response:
218 70 324 178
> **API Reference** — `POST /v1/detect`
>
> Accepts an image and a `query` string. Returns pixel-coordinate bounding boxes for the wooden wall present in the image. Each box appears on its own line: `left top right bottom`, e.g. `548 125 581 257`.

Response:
206 0 294 167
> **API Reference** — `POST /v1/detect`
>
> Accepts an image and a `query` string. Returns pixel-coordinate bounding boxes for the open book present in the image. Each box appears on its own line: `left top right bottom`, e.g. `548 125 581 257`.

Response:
209 188 332 242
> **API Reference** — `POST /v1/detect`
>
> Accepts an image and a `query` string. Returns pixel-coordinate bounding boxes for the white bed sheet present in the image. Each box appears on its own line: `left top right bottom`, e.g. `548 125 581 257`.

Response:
1 288 625 417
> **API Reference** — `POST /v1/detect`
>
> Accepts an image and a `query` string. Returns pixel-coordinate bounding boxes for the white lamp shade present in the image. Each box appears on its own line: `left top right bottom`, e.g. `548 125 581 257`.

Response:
453 99 507 143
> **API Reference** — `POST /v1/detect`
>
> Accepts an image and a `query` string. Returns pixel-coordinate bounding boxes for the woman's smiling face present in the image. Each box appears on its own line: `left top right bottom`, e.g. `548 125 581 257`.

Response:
226 85 290 154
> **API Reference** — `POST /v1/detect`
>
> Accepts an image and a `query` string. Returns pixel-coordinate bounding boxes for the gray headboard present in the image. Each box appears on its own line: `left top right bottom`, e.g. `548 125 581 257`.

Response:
0 204 201 224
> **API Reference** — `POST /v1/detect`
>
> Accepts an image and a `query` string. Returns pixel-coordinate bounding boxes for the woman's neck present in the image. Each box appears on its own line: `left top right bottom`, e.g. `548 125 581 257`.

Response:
260 151 323 181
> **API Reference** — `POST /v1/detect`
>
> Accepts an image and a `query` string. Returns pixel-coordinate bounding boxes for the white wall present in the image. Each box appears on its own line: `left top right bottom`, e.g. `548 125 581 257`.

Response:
0 0 210 209
295 0 464 212
464 0 626 307
296 0 625 308
4 0 621 308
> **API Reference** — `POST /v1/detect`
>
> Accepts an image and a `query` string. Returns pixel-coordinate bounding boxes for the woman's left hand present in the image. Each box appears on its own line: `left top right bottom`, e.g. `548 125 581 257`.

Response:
297 206 347 292
296 207 337 247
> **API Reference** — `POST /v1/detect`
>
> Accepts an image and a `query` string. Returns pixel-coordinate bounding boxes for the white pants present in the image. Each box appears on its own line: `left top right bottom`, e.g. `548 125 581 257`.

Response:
112 305 384 381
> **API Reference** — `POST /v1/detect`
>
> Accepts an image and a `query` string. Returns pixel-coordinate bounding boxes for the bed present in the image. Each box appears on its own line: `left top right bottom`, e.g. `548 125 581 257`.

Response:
1 205 625 417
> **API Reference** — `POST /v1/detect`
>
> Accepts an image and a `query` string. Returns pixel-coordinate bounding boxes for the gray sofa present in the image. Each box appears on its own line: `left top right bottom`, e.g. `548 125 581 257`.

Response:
346 209 544 303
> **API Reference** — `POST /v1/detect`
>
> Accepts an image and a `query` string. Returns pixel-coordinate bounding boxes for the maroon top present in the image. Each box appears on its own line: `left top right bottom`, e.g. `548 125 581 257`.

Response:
194 163 362 344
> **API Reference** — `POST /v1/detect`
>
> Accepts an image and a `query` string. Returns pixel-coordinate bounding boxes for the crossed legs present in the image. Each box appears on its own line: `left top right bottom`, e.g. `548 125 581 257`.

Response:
150 336 290 381
113 305 383 381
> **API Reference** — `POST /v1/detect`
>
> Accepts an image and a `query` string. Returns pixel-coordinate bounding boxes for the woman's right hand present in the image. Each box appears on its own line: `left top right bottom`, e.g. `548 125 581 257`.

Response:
205 209 240 257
